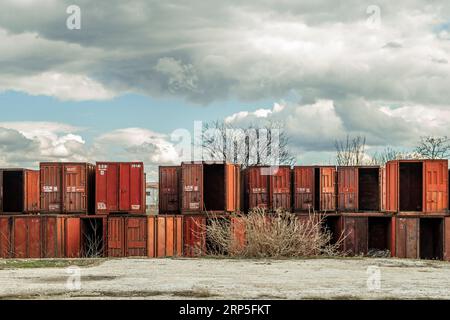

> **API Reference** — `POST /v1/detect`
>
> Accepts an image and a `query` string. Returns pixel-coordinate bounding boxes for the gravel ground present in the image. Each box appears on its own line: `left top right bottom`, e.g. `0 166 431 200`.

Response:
0 257 449 299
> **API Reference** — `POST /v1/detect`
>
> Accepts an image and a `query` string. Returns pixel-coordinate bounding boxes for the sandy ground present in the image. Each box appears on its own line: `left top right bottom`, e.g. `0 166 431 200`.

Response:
0 257 449 299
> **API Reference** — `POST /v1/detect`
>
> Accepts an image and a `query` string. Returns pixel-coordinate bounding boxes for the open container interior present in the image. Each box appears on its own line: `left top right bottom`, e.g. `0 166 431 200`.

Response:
358 168 380 211
399 162 423 212
203 164 225 211
368 217 391 253
314 168 320 211
2 170 24 213
420 218 443 260
81 218 104 257
322 216 341 245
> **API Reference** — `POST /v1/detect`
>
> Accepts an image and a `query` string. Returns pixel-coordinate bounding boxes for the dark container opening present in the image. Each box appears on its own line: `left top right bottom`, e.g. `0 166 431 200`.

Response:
420 218 443 260
81 218 104 257
358 168 380 211
399 162 423 211
368 217 391 252
323 216 341 245
314 168 320 211
3 171 24 212
204 164 225 211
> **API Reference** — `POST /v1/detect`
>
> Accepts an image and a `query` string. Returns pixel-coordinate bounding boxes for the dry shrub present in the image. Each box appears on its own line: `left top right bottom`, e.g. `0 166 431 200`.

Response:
205 208 345 258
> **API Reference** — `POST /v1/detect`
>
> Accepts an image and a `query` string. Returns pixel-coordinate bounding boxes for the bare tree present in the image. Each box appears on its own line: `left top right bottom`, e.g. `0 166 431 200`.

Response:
335 135 366 166
202 120 295 168
82 219 104 258
369 147 405 165
415 136 450 159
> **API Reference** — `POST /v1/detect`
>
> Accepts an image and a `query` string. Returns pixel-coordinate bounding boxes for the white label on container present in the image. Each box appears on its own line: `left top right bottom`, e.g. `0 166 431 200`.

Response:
189 202 200 209
49 203 60 210
43 186 57 192
184 185 194 192
100 170 105 175
131 205 140 210
97 202 106 210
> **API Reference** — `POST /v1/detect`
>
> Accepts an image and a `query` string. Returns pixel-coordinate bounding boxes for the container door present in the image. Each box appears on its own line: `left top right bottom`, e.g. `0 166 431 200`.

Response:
395 217 419 259
225 164 240 212
320 167 336 211
183 216 206 257
444 217 450 261
125 217 147 256
247 167 269 211
24 170 40 213
63 164 86 213
343 217 368 255
96 163 118 213
65 217 81 258
385 161 398 212
337 167 358 211
147 216 155 258
28 217 41 258
159 167 180 214
293 167 314 212
41 164 62 212
181 163 203 213
12 217 27 258
423 160 448 213
130 163 144 213
380 167 386 212
0 217 11 258
270 167 291 211
107 217 124 257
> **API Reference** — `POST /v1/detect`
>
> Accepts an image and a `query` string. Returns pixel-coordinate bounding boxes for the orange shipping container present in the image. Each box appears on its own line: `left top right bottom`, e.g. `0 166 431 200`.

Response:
181 162 240 214
269 166 291 211
12 216 41 258
385 159 448 213
0 169 40 214
293 166 336 212
96 162 146 214
40 163 95 214
41 216 65 258
183 215 206 257
245 166 270 212
107 216 147 257
147 215 183 257
158 166 181 214
0 216 11 258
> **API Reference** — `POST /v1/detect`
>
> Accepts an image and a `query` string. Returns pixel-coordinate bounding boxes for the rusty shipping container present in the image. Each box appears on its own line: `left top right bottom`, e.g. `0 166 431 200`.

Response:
148 215 183 257
158 166 181 214
444 217 450 261
244 166 270 212
293 166 336 212
96 162 146 214
337 166 381 212
0 216 11 258
0 169 40 214
181 162 240 214
11 216 42 258
385 159 448 213
41 216 65 258
269 166 291 211
40 163 95 214
107 216 147 257
183 215 206 257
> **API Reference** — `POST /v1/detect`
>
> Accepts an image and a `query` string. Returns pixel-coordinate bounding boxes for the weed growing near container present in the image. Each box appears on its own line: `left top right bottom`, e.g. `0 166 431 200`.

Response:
203 209 346 258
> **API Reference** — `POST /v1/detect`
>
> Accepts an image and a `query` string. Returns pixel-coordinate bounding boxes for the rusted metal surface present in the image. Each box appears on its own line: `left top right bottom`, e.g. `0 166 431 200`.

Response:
444 217 450 261
245 166 270 212
0 216 11 258
225 163 241 212
269 166 291 211
386 160 448 213
183 215 206 257
337 167 358 211
65 217 81 258
230 216 246 252
395 217 419 259
0 169 40 213
181 163 203 213
320 167 336 211
342 216 368 255
125 217 147 256
293 167 314 212
159 166 181 214
148 215 183 257
96 162 145 214
12 216 41 258
42 216 65 258
40 163 95 214
107 216 124 257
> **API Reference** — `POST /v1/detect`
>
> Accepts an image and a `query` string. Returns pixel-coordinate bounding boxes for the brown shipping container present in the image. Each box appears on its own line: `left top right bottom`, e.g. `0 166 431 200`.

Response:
96 162 146 214
395 217 419 259
445 217 450 261
386 159 448 213
337 166 381 212
107 216 147 257
0 216 11 258
245 166 270 211
269 166 291 211
181 162 240 214
12 216 41 258
147 215 183 257
0 169 40 214
41 216 65 258
293 166 336 212
342 216 368 255
40 163 95 214
159 166 181 214
183 215 206 257
65 216 81 258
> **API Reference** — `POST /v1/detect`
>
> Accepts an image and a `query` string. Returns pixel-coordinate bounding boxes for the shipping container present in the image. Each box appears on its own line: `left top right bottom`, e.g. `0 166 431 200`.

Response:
107 216 147 257
244 166 270 212
148 215 183 257
419 217 443 260
395 217 419 259
444 217 450 261
293 166 336 212
41 216 65 258
230 216 246 253
322 215 343 247
181 162 240 214
183 215 206 256
40 162 95 214
65 216 81 258
12 216 41 258
337 166 381 212
0 169 39 214
158 166 181 214
342 216 368 255
385 159 448 213
0 216 11 258
96 162 146 214
269 166 291 211
80 216 107 257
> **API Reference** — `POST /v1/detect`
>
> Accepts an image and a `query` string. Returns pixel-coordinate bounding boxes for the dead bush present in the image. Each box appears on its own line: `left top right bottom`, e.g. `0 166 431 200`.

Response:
205 208 346 258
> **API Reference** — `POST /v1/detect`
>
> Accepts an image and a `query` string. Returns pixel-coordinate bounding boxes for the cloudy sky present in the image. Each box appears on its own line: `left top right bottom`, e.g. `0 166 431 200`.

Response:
0 0 449 179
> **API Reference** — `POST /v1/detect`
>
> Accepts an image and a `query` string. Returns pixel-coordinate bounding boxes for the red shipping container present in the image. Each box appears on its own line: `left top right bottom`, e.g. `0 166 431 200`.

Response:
147 215 183 257
158 166 181 214
394 217 419 259
65 216 81 258
0 169 40 213
444 217 450 261
183 215 206 257
41 216 65 258
40 162 95 214
0 216 11 258
244 166 270 211
96 162 146 214
106 216 147 257
385 159 448 213
12 216 41 258
293 166 336 212
269 166 291 211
